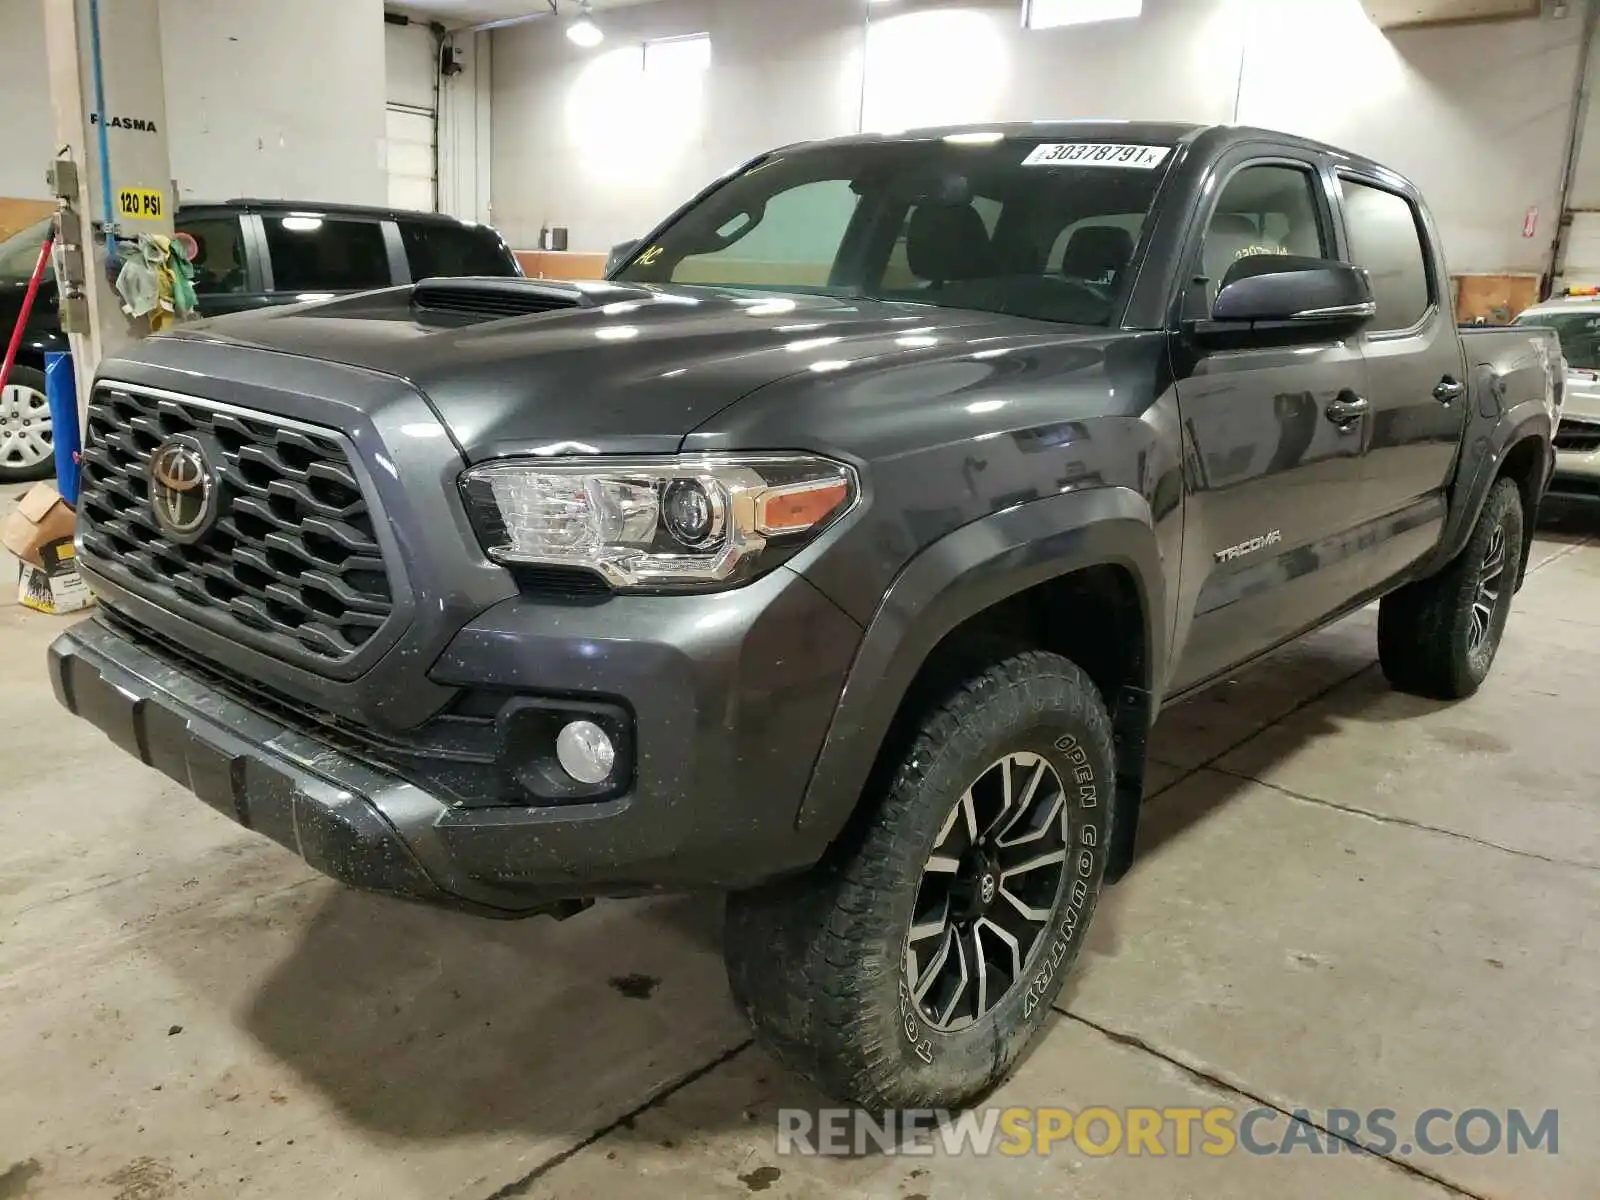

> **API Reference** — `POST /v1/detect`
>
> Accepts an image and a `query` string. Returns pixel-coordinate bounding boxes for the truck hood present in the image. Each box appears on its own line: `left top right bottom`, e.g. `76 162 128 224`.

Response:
150 280 1036 459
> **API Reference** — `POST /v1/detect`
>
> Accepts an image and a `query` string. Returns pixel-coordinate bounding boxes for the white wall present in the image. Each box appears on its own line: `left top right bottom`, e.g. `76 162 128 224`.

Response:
1 0 55 200
1238 2 1579 275
491 0 1586 273
159 0 388 204
0 0 389 206
493 0 863 255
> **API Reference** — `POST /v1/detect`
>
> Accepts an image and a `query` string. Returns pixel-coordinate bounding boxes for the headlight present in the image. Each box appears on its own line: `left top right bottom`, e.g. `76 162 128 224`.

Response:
460 454 858 590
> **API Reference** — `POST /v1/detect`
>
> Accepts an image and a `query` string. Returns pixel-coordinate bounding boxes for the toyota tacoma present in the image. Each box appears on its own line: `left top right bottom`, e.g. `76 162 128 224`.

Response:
50 123 1560 1108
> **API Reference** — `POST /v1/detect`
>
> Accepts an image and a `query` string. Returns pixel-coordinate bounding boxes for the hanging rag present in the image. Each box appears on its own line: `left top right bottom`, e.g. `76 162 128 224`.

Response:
114 233 200 331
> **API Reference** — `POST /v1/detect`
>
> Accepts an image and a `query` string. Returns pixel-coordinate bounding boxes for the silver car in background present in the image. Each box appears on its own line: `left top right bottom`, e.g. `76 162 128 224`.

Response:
1515 294 1600 501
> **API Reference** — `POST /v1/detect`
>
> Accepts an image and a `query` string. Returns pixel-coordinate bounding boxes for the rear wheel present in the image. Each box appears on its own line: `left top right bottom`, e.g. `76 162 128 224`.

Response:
0 366 54 483
1378 477 1524 700
724 649 1114 1108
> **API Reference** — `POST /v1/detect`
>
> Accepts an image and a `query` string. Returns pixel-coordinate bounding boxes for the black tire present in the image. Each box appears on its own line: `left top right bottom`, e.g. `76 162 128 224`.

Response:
725 650 1115 1109
0 365 56 484
1378 478 1524 700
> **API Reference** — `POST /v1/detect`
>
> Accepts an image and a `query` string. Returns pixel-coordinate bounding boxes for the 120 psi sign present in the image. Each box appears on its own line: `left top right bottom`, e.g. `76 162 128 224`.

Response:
117 187 165 221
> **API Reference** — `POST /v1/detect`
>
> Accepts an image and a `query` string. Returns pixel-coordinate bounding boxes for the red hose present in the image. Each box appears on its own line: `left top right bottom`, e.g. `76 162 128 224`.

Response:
0 233 56 395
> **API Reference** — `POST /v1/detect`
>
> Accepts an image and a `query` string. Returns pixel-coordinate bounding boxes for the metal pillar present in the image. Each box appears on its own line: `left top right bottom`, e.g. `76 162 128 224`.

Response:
41 0 175 423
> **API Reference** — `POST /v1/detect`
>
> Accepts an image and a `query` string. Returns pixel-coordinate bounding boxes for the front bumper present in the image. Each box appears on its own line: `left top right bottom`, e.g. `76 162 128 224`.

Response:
50 566 863 915
1549 443 1600 500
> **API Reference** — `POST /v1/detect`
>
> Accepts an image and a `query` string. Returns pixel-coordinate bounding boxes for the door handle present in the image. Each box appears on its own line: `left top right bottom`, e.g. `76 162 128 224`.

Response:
1325 392 1369 428
1433 376 1467 404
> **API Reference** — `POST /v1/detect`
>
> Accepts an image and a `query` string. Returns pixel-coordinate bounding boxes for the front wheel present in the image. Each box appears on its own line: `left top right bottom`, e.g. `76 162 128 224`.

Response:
1378 477 1525 700
724 649 1115 1109
0 366 55 483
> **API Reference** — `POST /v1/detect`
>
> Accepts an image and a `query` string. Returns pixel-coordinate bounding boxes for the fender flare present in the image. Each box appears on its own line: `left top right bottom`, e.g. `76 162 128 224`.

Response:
1423 397 1553 580
793 486 1166 846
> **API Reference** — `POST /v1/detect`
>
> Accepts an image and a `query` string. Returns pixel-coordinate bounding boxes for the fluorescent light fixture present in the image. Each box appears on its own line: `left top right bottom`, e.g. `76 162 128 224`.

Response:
281 216 323 232
1025 0 1143 30
944 131 1005 145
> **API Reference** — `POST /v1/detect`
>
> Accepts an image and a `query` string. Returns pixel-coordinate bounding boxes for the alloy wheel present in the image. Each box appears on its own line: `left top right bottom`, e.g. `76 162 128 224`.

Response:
0 384 53 471
1468 522 1507 658
903 751 1069 1033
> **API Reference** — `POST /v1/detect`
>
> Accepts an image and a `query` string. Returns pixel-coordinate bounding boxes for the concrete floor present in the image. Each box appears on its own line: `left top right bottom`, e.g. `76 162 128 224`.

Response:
3 490 1598 1199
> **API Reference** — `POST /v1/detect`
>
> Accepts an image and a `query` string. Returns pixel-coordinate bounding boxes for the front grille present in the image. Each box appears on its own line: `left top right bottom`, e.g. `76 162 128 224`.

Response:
78 385 396 666
1555 418 1600 454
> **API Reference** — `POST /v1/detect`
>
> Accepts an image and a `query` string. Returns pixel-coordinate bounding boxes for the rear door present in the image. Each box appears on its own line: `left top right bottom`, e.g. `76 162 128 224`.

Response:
256 211 398 303
1334 172 1465 584
1168 149 1378 692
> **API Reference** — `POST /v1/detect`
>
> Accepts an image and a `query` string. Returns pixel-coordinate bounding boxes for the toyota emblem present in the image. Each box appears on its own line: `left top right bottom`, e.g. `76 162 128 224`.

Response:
980 873 997 905
148 435 219 541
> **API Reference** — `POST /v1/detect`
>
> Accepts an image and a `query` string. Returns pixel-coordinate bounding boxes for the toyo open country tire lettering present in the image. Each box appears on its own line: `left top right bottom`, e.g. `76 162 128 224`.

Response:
724 649 1114 1109
1378 477 1525 701
0 365 54 483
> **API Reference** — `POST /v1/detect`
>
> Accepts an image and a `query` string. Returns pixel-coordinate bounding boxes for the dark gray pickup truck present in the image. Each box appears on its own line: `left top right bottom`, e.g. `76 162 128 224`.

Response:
50 122 1559 1109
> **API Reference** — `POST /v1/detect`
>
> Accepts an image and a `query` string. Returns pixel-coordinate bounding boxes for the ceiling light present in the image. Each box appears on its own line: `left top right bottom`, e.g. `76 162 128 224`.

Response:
567 2 603 47
944 131 1005 145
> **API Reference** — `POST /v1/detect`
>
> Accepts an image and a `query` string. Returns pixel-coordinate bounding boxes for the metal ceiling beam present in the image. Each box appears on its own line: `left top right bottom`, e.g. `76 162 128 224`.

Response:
458 1 557 34
1362 0 1543 29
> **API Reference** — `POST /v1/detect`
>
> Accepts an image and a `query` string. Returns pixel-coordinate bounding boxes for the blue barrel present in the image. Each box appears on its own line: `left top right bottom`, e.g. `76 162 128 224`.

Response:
44 351 80 505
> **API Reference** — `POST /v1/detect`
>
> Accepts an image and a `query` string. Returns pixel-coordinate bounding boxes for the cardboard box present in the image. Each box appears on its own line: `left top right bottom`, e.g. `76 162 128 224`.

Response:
4 484 93 614
3 483 77 569
17 536 93 614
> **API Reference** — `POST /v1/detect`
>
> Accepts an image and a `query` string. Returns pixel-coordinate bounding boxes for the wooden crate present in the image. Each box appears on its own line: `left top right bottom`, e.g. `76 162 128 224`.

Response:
0 197 55 243
1453 273 1541 325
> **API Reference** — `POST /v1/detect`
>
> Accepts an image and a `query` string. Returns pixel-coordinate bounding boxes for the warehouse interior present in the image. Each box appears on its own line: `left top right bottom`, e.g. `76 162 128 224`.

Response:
3 0 1600 1197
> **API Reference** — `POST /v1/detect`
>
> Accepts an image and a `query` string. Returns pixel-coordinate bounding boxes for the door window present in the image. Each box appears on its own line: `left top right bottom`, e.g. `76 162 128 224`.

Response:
176 216 248 295
262 216 392 293
1340 179 1432 331
1199 164 1328 301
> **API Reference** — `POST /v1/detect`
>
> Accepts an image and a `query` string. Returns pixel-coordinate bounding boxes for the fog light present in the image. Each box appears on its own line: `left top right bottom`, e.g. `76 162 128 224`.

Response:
556 719 616 785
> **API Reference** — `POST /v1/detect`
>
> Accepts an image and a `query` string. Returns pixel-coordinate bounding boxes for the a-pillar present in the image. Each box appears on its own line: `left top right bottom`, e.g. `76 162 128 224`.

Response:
40 0 175 424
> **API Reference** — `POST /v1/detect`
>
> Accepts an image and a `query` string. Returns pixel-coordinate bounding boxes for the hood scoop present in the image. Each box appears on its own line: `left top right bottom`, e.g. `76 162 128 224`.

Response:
412 277 594 320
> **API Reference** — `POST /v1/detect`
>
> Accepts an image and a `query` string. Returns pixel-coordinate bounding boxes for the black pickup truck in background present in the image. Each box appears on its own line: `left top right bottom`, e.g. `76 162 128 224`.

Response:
0 201 521 481
50 122 1559 1110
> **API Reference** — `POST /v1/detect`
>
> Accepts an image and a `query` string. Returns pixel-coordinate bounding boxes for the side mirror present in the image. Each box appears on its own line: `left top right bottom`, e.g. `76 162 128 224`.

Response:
605 239 640 276
1194 258 1376 345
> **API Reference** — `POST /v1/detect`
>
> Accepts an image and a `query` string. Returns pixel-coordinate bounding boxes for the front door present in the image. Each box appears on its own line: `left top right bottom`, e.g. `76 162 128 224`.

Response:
1168 156 1377 692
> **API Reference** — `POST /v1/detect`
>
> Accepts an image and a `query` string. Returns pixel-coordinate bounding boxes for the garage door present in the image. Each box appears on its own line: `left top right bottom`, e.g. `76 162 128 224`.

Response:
386 20 438 213
386 107 436 213
1561 211 1600 290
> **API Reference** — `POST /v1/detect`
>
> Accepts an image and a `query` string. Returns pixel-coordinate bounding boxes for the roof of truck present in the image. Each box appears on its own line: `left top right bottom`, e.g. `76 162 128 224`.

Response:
177 199 487 226
779 121 1404 182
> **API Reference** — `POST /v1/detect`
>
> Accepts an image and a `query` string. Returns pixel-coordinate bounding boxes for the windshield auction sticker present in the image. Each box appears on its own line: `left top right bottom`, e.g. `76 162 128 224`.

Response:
1023 143 1171 169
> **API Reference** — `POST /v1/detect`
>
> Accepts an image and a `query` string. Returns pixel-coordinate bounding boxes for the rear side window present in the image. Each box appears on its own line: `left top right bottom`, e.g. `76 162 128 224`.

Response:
262 216 392 293
400 220 519 279
1340 179 1432 331
177 216 248 295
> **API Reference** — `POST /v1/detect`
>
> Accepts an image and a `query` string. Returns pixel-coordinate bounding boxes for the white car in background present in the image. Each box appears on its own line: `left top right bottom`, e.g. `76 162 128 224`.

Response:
1515 291 1600 501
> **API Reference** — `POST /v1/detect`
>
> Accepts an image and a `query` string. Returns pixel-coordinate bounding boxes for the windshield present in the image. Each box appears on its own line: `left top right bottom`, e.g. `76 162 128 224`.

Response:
615 138 1175 327
1515 310 1600 371
0 218 54 282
